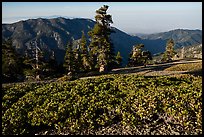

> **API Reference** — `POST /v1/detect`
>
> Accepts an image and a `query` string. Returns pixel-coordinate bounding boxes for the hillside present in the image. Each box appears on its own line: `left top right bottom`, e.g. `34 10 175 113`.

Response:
2 45 202 135
2 18 202 65
138 29 202 49
2 17 141 65
2 70 202 135
2 18 96 64
175 44 202 59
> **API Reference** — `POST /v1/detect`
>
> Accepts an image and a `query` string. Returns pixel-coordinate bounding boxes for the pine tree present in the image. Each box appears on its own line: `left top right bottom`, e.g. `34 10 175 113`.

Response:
128 44 144 67
162 39 175 62
128 44 152 67
141 50 152 67
80 31 91 72
2 39 23 82
115 51 122 68
73 44 81 73
63 41 75 75
44 50 59 76
88 5 115 72
88 24 101 70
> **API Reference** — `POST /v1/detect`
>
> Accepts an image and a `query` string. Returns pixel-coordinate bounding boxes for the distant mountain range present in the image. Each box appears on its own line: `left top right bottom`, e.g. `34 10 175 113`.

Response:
136 29 202 49
2 17 202 65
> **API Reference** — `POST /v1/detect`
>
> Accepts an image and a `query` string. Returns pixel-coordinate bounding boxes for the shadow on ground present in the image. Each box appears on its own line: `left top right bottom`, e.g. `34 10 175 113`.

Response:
110 64 182 75
110 60 202 76
183 69 202 76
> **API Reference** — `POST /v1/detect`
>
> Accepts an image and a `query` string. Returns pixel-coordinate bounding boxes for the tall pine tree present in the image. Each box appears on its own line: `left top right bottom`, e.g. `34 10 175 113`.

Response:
162 39 175 62
80 31 91 72
88 5 115 72
2 39 23 82
73 43 81 73
63 40 75 75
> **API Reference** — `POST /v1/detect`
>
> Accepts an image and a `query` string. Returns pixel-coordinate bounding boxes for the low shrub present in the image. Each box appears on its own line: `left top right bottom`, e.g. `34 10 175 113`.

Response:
2 74 202 135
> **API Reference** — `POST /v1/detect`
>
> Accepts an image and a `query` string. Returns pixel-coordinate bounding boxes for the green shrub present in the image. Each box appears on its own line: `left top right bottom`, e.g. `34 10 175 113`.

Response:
2 74 202 135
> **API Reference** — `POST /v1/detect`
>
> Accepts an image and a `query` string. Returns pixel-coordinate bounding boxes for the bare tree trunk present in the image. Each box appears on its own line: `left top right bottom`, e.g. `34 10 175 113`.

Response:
36 74 40 80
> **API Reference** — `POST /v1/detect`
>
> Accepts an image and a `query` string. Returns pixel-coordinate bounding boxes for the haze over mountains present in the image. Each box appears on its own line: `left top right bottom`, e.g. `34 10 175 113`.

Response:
2 17 202 65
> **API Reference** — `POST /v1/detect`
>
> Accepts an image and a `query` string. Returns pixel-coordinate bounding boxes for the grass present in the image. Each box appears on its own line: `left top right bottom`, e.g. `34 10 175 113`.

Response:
164 62 202 71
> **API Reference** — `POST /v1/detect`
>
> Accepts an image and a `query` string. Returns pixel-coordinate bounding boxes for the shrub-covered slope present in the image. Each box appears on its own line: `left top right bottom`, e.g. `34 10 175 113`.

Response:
2 74 202 135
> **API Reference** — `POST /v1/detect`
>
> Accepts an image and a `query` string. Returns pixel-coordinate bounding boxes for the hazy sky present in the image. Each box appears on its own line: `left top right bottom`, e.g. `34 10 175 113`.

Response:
2 2 202 34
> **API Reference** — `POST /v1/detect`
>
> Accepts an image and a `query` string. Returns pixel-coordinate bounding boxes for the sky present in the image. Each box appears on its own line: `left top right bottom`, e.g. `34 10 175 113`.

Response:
2 2 202 34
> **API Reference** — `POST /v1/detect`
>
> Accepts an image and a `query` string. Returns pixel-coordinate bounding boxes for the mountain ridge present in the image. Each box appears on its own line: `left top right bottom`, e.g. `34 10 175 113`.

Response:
2 17 202 65
137 29 202 48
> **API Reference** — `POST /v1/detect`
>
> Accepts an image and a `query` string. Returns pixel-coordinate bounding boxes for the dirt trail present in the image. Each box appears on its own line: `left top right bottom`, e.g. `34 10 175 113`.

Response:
80 59 202 79
2 59 202 86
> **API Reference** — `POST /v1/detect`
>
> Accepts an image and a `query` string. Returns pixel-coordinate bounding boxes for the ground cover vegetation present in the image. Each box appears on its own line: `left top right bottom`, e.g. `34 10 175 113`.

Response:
2 74 202 135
